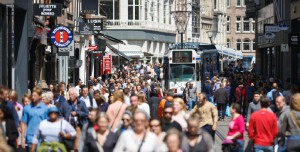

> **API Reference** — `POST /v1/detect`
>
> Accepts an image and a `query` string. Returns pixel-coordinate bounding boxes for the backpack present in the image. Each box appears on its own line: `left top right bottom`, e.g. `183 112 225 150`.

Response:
164 98 173 108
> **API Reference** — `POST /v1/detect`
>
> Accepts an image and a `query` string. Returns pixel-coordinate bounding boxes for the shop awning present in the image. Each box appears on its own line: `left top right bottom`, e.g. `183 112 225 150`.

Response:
106 43 131 61
121 51 144 57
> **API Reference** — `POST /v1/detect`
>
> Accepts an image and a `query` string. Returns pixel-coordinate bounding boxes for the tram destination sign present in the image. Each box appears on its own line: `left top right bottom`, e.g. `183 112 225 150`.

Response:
33 3 62 16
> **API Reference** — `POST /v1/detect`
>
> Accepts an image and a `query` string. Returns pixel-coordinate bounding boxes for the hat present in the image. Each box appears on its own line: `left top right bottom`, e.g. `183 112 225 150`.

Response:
47 106 59 116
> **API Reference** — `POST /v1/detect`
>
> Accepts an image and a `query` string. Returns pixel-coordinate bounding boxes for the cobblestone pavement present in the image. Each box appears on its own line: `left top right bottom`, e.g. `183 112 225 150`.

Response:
214 117 249 152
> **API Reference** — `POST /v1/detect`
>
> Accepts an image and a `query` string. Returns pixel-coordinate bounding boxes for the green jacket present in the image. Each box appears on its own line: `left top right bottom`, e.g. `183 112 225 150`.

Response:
38 141 67 152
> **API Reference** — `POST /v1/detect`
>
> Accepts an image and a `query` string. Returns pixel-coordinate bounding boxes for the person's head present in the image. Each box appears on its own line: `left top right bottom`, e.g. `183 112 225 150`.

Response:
48 84 54 91
290 93 300 111
272 82 279 90
95 112 109 133
9 90 18 102
189 82 194 88
133 110 148 133
164 128 182 152
31 87 43 104
122 111 133 128
186 82 190 87
166 89 174 97
173 98 186 113
88 108 100 123
22 94 31 106
275 96 286 111
136 85 141 91
163 105 174 122
113 90 125 103
230 103 241 115
130 94 139 108
68 87 79 102
47 106 59 122
187 116 200 136
197 93 207 105
124 88 130 96
138 92 147 104
253 91 260 102
77 79 83 87
0 85 10 101
82 86 89 97
59 82 66 91
149 118 163 135
260 96 271 108
42 92 52 105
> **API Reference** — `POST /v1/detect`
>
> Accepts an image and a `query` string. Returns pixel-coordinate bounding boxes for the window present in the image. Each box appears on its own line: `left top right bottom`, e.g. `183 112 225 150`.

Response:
243 17 250 32
227 39 231 48
227 16 230 32
236 39 241 50
214 0 217 9
252 40 256 50
236 0 241 6
243 39 250 51
101 0 120 20
227 0 230 6
128 0 141 20
252 21 255 32
236 16 241 32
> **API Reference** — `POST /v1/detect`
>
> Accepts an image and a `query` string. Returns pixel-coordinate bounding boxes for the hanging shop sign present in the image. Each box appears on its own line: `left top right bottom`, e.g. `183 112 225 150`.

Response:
79 22 94 35
82 0 98 14
33 3 62 16
103 55 112 74
289 34 299 46
86 18 104 31
51 26 73 48
58 41 74 56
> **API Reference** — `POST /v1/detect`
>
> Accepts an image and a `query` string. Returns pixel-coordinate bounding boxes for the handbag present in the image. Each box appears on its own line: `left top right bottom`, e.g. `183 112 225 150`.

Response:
60 120 75 151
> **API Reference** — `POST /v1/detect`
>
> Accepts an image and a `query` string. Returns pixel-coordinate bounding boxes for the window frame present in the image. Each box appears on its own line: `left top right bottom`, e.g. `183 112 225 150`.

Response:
236 39 241 51
236 16 241 32
243 39 250 51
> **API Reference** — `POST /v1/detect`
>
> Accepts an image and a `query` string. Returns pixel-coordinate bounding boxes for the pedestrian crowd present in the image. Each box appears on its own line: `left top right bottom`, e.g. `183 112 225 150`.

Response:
0 62 299 152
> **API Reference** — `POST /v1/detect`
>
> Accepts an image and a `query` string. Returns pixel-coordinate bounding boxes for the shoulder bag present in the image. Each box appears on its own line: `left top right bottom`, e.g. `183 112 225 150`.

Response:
110 103 124 130
60 120 75 151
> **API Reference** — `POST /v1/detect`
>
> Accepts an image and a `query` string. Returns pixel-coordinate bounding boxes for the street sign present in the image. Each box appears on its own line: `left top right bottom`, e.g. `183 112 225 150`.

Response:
58 41 74 56
86 18 104 31
289 34 299 46
33 3 62 16
264 24 280 33
281 44 289 52
51 26 73 48
82 0 98 14
79 22 94 35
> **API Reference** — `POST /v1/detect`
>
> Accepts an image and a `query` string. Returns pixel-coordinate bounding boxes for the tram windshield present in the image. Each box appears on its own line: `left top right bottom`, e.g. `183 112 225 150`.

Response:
170 64 195 82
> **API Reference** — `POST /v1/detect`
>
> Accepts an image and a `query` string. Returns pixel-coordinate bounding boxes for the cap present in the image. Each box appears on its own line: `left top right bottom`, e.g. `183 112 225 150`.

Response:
48 106 59 116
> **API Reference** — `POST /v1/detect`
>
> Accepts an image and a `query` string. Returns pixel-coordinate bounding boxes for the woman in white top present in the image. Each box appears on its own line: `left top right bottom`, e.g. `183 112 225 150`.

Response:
138 93 150 118
172 98 188 131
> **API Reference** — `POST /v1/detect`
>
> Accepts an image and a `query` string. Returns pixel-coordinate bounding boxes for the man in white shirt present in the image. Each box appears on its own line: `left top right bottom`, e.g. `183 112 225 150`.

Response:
79 86 97 109
75 79 83 95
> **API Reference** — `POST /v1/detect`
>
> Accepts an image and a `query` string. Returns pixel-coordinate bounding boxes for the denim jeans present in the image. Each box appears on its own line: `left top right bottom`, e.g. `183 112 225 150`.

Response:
236 140 245 152
217 103 226 119
254 145 273 152
188 98 196 111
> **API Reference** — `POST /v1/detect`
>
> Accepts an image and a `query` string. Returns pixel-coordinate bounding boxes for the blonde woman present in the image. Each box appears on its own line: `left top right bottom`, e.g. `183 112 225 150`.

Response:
106 90 128 131
138 92 150 118
172 98 188 131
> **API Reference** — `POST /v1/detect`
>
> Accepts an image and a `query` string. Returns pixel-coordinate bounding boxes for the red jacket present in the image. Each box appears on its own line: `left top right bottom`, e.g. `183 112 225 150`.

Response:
248 109 278 146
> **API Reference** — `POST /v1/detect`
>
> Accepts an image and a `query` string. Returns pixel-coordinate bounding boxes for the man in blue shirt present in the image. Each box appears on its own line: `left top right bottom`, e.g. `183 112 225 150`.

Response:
21 87 48 151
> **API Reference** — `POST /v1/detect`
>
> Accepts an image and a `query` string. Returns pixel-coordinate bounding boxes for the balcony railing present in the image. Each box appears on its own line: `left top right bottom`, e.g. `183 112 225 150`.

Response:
107 20 177 33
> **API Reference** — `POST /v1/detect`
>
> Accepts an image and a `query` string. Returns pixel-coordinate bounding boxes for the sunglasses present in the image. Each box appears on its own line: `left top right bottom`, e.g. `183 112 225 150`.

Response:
122 118 131 121
164 111 173 114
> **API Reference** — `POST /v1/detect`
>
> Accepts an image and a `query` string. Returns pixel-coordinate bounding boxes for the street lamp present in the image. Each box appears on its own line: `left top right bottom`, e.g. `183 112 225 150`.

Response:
172 0 191 49
206 31 218 44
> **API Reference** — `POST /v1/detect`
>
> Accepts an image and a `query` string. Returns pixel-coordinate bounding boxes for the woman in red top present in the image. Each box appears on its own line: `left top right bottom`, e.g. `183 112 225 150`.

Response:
226 103 245 152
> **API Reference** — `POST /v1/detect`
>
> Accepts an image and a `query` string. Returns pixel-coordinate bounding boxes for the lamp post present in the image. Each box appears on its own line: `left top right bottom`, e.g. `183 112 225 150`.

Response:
172 0 191 49
206 31 218 44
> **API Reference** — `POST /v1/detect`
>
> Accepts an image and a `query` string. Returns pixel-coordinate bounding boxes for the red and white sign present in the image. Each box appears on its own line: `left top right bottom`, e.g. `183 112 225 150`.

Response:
88 45 98 50
103 55 111 74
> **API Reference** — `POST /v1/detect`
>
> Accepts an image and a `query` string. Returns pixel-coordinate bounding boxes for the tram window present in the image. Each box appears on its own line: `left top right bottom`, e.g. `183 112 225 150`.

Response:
172 51 192 63
170 64 195 81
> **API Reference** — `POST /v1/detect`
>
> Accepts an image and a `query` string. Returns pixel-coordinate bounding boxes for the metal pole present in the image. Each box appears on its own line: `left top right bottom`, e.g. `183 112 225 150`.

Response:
221 45 223 72
181 32 183 49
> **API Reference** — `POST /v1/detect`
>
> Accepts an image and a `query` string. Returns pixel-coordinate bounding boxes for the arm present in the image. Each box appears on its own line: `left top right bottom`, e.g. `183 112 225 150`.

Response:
246 104 252 125
62 120 77 139
248 116 254 139
211 105 218 131
30 144 37 152
21 108 28 149
272 114 279 139
113 132 127 152
76 103 89 118
228 117 245 139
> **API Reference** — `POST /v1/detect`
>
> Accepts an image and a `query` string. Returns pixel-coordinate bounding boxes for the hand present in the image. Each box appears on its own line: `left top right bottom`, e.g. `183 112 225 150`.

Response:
212 124 217 131
226 136 233 139
246 122 249 127
71 111 76 116
59 132 65 138
21 138 26 149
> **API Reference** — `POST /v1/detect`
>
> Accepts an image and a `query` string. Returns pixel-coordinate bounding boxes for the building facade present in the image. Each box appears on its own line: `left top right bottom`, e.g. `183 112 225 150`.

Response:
226 0 255 59
102 0 177 64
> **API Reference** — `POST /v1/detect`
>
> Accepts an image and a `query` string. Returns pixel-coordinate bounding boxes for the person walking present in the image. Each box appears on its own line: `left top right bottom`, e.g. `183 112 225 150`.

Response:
59 87 89 151
164 128 183 152
172 98 188 131
138 93 150 118
226 103 245 152
246 91 261 127
187 83 197 111
149 118 166 149
80 86 97 110
113 110 158 152
158 90 174 118
248 97 278 152
106 90 128 132
21 87 49 151
31 106 76 152
161 104 182 132
83 112 119 152
190 93 218 139
214 83 229 121
0 104 18 150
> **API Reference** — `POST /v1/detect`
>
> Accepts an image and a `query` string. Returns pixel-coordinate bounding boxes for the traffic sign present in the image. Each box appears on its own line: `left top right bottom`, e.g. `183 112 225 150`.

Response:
51 26 73 48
